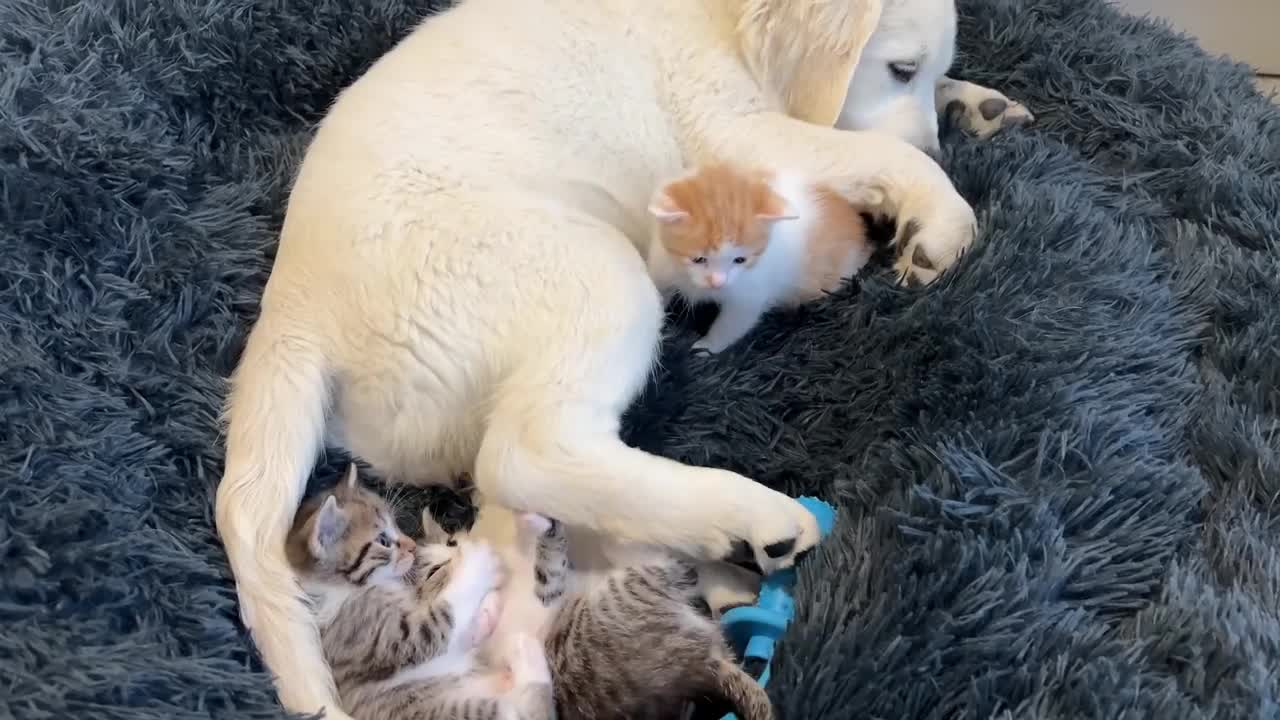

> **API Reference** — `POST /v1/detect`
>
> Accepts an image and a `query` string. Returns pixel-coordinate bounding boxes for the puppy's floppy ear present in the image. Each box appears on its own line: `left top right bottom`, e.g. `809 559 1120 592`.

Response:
737 0 883 127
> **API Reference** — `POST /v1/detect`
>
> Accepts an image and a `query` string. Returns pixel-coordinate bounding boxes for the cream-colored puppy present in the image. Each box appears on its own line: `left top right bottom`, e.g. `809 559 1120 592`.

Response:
216 1 982 718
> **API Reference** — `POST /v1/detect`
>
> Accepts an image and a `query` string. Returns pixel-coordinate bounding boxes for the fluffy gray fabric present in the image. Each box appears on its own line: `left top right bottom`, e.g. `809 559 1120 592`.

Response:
2 0 1277 718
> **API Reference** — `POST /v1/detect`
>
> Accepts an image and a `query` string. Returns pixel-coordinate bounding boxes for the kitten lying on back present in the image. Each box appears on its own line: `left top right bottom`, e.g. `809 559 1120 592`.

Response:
286 467 552 720
647 162 872 353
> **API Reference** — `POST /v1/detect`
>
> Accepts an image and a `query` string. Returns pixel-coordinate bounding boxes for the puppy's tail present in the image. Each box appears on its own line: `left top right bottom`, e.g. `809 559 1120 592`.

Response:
215 311 348 719
709 657 774 720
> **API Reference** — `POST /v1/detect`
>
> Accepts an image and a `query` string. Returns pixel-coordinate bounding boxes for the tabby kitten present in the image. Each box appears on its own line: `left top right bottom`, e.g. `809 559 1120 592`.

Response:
286 466 553 720
521 514 774 720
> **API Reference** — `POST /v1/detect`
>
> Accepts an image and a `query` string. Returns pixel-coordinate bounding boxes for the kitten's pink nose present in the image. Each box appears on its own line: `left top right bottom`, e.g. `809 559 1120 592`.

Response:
398 536 416 554
707 272 726 288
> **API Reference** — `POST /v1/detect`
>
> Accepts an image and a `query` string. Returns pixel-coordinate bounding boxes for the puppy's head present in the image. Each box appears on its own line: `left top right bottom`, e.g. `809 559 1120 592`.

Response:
836 0 957 155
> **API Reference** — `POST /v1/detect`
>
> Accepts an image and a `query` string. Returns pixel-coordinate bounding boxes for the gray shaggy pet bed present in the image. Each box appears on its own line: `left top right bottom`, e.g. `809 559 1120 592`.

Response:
3 0 1278 718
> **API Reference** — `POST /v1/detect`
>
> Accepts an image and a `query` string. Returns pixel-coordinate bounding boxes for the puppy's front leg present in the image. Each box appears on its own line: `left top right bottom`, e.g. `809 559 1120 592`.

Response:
936 77 1034 139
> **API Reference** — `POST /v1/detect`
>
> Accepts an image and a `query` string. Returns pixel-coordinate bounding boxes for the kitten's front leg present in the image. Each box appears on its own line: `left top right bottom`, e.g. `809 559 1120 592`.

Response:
504 633 554 720
517 512 570 606
694 299 767 354
439 542 506 652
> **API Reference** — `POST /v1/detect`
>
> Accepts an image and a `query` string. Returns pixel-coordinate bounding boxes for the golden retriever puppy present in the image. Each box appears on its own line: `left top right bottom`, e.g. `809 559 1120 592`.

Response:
215 1 996 718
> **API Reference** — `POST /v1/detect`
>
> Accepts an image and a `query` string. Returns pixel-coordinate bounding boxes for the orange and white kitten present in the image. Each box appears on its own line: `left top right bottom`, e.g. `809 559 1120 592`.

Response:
646 163 872 354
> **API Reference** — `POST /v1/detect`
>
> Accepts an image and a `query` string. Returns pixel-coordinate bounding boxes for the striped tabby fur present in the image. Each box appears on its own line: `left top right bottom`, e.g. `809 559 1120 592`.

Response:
287 467 772 720
525 517 773 720
286 467 553 720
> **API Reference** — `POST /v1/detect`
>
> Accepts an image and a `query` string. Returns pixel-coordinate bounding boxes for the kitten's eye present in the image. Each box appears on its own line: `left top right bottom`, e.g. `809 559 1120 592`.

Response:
376 532 393 548
691 257 708 265
889 61 918 83
733 257 747 264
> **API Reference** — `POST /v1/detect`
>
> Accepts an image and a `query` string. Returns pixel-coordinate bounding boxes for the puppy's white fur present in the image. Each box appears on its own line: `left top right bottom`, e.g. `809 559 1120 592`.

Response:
215 1 979 718
838 0 957 154
839 0 1035 155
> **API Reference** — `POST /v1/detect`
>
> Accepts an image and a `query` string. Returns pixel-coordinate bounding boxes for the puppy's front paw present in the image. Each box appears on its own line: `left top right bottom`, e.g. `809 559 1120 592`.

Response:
938 80 1034 140
892 193 976 287
711 480 821 576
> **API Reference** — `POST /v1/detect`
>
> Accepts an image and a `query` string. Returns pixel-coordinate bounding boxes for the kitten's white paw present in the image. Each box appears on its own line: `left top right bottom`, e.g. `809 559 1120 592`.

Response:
516 511 553 537
458 541 506 596
697 561 762 616
692 337 725 354
508 633 551 686
472 590 503 645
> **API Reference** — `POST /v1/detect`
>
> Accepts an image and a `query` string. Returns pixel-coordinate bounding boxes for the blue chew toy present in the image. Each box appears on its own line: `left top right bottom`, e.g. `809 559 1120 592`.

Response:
718 496 837 720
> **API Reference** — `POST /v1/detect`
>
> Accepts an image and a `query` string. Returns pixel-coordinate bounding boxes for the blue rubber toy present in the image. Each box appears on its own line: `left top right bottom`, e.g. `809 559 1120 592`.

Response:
718 496 837 720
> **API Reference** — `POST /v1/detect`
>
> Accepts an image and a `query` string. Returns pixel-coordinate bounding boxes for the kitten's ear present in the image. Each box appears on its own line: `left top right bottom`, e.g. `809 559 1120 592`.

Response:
310 496 348 556
336 463 360 497
756 189 798 223
420 510 451 546
648 187 689 224
756 206 799 223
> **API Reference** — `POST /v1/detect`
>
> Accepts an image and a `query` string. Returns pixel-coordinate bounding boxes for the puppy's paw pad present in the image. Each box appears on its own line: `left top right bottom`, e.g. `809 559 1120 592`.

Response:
969 97 1035 138
720 501 820 576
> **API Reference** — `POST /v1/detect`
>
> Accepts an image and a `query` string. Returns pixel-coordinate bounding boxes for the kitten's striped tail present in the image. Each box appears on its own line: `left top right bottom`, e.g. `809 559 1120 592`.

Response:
711 657 774 720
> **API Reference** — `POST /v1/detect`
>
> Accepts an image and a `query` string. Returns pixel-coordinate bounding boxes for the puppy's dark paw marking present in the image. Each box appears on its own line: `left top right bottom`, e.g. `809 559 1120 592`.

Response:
911 245 934 270
763 538 795 559
743 657 769 680
897 218 922 248
979 97 1008 121
724 539 764 575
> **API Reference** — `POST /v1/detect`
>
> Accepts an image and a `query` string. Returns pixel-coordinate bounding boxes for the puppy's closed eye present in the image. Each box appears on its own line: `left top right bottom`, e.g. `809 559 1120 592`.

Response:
888 61 918 83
